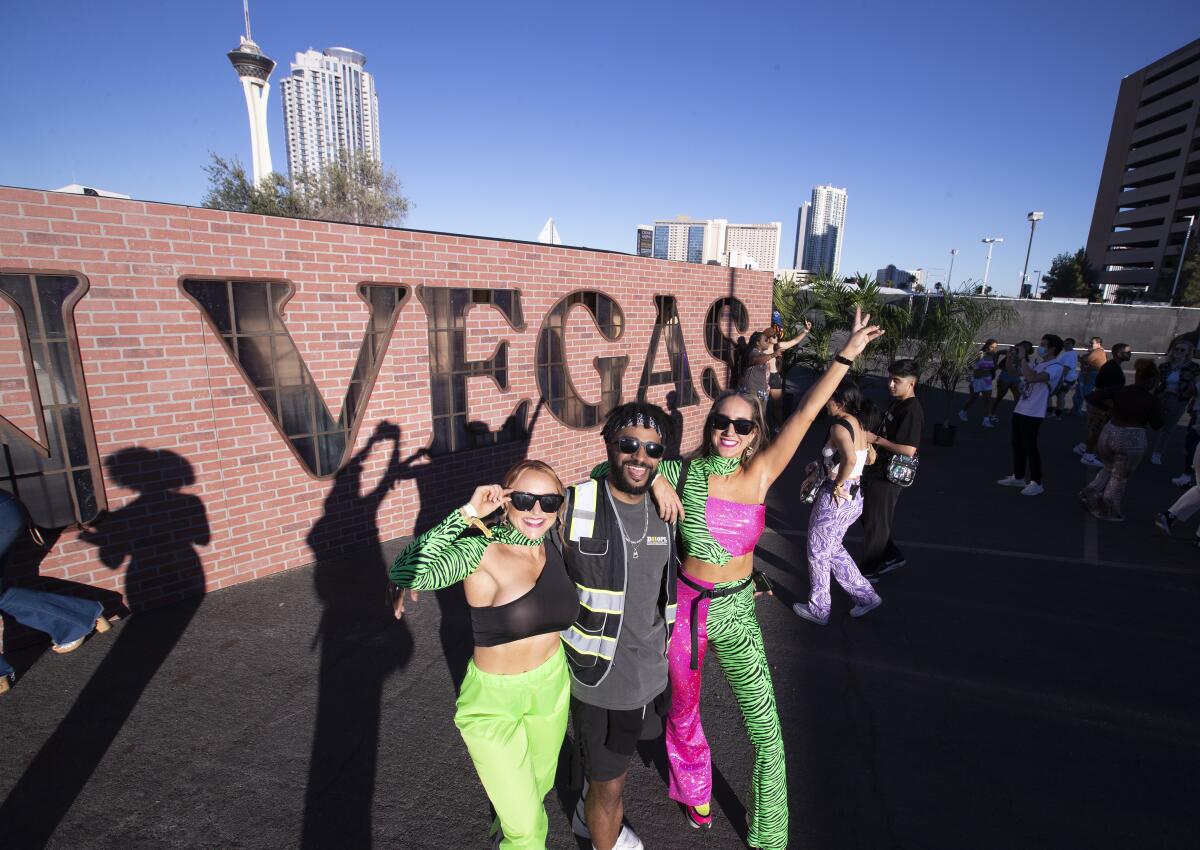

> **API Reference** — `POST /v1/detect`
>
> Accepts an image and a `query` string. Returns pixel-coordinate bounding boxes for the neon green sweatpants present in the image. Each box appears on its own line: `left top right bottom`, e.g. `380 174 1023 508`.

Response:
453 645 570 850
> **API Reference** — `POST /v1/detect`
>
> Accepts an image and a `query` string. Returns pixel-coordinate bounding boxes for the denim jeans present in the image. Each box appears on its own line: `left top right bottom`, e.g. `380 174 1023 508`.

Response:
0 492 102 672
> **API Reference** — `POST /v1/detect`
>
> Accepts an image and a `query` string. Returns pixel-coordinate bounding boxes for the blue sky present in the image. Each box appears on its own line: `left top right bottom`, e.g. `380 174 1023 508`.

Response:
3 1 1198 296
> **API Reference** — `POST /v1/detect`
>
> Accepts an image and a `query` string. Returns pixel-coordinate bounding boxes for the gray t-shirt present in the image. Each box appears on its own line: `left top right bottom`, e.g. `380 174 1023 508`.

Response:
571 483 670 710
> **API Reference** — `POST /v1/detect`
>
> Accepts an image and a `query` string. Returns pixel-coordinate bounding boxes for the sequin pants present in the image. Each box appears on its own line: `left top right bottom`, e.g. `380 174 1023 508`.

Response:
806 482 879 618
1081 424 1146 517
667 574 788 849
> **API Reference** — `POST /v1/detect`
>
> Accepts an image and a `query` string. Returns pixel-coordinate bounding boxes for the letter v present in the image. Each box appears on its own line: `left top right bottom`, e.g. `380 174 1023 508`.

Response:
181 279 409 478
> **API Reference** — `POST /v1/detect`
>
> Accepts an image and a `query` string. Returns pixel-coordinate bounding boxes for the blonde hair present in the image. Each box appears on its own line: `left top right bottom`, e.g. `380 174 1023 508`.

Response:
502 459 564 494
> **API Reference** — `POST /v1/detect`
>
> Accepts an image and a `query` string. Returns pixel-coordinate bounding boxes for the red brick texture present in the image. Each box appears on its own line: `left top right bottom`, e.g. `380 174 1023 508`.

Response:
0 187 771 617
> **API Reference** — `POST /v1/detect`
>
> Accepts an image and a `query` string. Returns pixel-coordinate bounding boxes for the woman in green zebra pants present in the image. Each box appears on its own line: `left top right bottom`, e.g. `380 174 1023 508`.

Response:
389 460 579 850
600 310 883 848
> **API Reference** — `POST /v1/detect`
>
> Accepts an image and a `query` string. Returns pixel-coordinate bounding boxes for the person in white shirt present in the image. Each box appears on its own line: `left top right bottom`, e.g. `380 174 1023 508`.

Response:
998 334 1067 496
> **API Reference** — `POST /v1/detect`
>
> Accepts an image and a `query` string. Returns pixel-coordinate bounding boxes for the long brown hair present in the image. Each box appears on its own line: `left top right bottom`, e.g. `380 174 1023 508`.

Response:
693 390 769 463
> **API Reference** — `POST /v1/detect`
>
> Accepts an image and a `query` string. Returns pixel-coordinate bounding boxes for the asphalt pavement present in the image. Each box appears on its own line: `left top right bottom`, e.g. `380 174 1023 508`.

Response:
0 389 1197 850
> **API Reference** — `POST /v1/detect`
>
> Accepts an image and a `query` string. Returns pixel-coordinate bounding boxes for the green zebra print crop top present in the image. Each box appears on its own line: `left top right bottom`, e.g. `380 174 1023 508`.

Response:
591 454 744 566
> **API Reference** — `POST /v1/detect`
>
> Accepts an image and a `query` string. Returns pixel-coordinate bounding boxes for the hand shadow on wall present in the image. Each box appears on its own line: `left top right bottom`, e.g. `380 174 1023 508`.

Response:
0 447 209 848
300 421 419 849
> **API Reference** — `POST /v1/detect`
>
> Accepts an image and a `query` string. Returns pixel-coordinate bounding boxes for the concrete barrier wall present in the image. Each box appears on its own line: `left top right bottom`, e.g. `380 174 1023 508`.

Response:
970 297 1200 354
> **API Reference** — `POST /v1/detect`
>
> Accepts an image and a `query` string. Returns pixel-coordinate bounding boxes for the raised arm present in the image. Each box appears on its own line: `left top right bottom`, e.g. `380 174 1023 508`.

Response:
388 508 489 591
776 322 811 352
752 308 883 486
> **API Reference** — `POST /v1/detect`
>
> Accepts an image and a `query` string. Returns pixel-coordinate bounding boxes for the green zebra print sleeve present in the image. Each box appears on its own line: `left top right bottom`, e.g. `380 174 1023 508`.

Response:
388 509 490 590
677 456 734 566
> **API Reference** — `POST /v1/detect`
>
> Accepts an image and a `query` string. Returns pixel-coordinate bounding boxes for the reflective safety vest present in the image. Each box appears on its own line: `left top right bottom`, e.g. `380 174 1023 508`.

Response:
559 478 678 688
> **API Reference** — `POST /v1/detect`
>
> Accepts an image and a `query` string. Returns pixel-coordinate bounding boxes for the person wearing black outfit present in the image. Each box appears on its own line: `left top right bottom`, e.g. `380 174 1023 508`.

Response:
1078 343 1131 468
860 359 923 580
563 402 678 850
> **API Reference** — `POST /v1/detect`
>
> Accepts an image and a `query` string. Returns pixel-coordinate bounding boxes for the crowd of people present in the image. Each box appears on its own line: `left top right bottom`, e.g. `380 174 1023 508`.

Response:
955 331 1200 535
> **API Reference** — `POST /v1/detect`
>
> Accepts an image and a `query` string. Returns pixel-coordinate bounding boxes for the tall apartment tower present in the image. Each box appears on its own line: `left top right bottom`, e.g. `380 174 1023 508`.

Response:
647 217 781 270
279 47 381 179
793 202 811 269
226 2 275 184
802 185 848 276
1085 38 1200 300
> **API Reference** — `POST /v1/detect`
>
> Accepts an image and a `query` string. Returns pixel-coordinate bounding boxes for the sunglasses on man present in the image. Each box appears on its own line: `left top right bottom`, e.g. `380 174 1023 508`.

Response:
611 436 665 459
509 492 566 512
709 413 756 436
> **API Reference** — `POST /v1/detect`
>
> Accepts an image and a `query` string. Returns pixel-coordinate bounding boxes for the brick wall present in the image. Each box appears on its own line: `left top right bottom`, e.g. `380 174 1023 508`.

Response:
0 186 771 619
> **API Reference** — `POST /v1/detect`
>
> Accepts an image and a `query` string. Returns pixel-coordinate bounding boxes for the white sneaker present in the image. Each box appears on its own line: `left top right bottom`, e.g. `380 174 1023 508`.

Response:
792 602 829 624
849 596 883 618
572 804 644 850
997 475 1026 487
1080 453 1104 468
1151 453 1162 465
1171 473 1194 487
982 417 995 429
957 410 969 422
1020 482 1044 496
1073 442 1086 456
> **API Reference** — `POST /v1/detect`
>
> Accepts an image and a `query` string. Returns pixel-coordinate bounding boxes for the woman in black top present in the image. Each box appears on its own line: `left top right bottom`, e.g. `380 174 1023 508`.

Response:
390 460 577 850
861 359 924 579
1080 359 1164 521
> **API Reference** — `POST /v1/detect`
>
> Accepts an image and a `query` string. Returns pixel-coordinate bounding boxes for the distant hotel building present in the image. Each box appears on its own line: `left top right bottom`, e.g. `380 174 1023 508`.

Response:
876 264 925 290
640 217 782 270
1085 37 1200 300
801 185 847 276
792 202 810 269
279 47 381 179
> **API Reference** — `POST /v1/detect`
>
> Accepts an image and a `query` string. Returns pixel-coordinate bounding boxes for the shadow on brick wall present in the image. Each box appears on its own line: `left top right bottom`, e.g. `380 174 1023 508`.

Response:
0 447 209 847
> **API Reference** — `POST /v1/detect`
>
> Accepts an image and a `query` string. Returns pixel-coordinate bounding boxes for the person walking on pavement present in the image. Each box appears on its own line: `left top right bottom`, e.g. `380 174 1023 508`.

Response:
765 321 811 432
0 490 111 695
1150 338 1199 467
1079 359 1164 521
998 334 1067 497
563 402 680 850
389 461 578 850
1156 440 1200 545
1077 343 1129 468
958 339 998 427
861 359 924 579
793 379 883 624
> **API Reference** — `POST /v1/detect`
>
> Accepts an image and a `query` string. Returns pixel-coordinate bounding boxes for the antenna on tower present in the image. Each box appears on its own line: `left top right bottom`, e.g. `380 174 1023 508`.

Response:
243 0 252 42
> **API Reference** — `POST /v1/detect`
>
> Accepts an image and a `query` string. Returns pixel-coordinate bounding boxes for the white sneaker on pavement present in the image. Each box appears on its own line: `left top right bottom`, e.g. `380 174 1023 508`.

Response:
1073 442 1086 455
958 410 969 422
573 804 644 850
1020 482 1044 496
1080 453 1104 468
997 475 1026 487
849 596 883 618
792 602 829 625
982 417 995 429
1171 473 1194 487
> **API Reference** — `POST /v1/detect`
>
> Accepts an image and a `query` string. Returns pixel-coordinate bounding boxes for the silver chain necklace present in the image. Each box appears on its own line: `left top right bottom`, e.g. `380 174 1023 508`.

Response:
619 496 650 559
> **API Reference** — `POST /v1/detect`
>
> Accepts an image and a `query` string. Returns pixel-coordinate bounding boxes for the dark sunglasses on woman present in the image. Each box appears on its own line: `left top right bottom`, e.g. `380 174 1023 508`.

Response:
612 436 665 459
710 414 756 435
509 491 566 513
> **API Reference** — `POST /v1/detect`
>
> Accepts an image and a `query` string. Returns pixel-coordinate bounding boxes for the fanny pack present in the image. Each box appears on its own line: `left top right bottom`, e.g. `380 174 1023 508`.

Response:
886 453 919 487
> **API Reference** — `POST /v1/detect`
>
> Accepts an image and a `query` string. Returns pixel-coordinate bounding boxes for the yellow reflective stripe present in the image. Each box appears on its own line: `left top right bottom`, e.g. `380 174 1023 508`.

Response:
575 583 624 614
665 603 678 624
561 625 616 660
569 480 598 542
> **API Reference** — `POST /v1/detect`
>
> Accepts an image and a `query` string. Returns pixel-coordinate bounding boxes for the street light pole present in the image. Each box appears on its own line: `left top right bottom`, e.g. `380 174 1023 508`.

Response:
1021 211 1044 298
947 248 958 290
982 237 1003 288
1170 214 1197 304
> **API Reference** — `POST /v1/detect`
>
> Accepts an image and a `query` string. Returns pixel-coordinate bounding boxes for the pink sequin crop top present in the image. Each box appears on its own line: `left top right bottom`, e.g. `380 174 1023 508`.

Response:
704 497 766 557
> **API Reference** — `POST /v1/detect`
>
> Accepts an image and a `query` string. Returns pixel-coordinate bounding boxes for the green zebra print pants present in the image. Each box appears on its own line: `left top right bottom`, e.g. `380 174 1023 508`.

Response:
667 576 788 849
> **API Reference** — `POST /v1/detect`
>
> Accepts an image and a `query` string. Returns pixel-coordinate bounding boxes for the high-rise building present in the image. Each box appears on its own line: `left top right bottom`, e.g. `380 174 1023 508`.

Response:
876 264 925 290
645 217 781 270
802 185 848 276
793 202 810 269
226 2 275 184
279 47 380 179
1085 38 1200 301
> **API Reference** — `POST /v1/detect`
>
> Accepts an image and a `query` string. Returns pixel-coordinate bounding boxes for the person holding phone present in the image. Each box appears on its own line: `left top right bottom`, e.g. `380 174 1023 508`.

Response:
389 461 576 850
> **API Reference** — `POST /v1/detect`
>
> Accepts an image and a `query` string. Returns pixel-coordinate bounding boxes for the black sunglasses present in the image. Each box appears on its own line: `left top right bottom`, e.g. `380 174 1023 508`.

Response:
612 436 665 459
710 414 756 435
509 491 565 513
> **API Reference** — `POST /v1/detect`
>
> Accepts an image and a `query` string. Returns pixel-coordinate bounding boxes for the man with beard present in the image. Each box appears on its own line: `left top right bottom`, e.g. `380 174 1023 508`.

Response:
560 402 678 850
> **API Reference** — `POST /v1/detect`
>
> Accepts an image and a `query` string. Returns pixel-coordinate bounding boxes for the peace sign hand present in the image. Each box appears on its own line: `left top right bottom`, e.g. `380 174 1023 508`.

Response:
839 307 884 361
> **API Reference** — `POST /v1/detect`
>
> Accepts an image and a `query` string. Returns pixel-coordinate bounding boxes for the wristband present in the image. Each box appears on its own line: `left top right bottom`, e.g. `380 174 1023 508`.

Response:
459 505 492 538
461 502 479 518
834 355 853 366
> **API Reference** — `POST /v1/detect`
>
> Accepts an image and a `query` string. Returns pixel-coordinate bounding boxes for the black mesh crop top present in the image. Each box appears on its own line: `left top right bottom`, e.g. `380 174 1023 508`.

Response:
470 542 579 648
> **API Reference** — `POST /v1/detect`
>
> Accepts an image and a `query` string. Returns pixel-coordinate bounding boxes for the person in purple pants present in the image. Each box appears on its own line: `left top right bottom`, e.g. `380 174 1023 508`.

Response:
0 490 110 694
793 379 883 624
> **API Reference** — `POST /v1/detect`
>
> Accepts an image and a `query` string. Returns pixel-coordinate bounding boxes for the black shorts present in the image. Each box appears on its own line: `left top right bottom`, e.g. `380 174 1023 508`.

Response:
768 373 783 390
572 687 670 782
